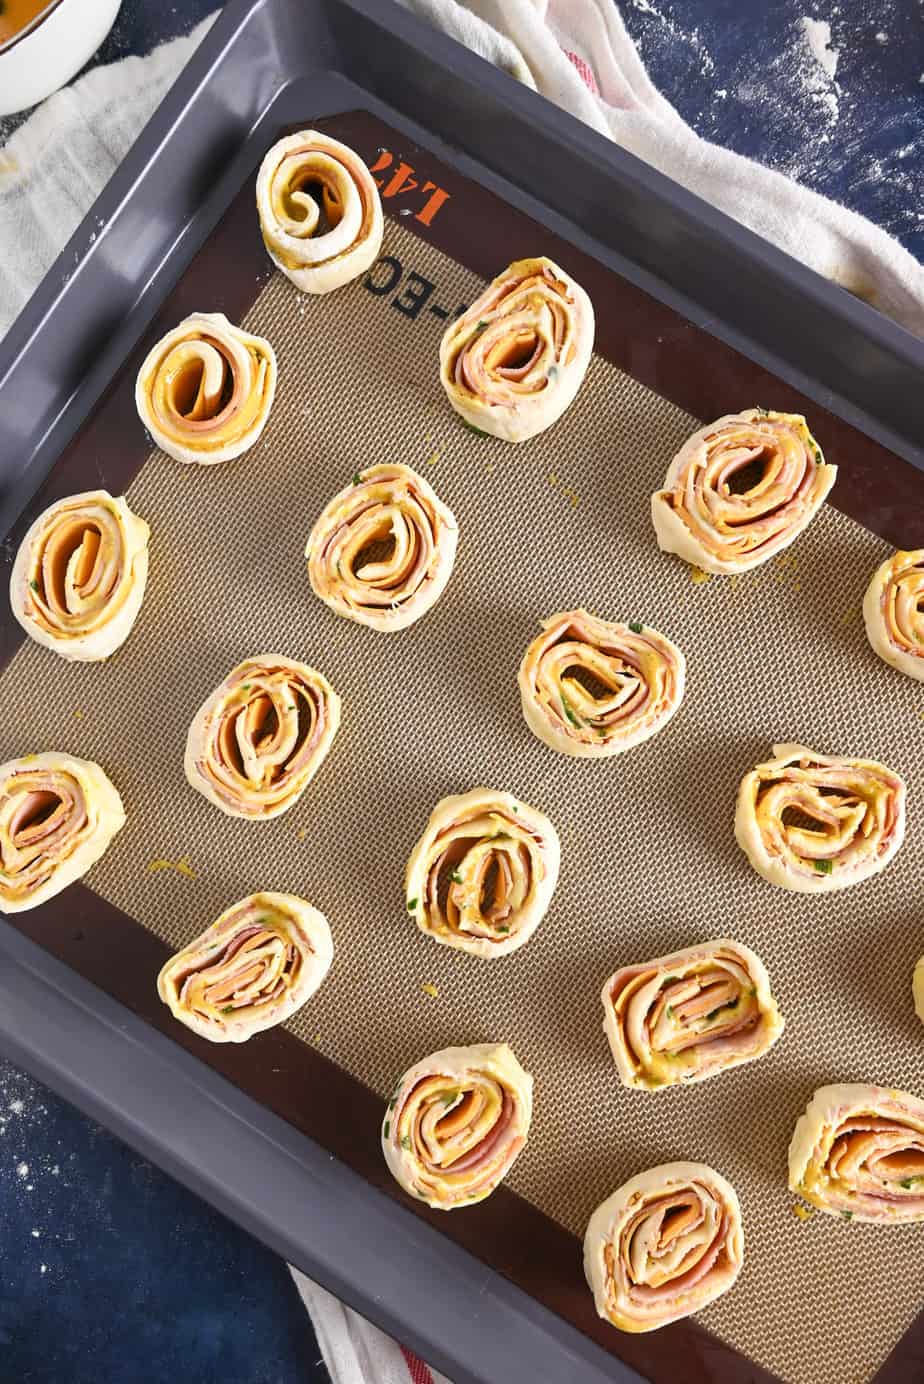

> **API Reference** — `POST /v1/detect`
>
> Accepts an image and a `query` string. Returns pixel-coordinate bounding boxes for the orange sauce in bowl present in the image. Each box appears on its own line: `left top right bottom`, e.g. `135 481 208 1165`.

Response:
0 0 58 46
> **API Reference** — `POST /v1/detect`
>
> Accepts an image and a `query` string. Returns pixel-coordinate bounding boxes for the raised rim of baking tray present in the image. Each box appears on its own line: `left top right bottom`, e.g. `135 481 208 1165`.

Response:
1 3 923 1382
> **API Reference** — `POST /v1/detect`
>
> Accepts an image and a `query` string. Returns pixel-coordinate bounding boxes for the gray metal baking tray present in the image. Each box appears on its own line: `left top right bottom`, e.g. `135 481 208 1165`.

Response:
1 3 923 1382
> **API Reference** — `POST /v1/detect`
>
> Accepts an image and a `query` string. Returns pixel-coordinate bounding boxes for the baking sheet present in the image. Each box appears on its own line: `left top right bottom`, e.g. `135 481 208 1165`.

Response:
2 217 923 1384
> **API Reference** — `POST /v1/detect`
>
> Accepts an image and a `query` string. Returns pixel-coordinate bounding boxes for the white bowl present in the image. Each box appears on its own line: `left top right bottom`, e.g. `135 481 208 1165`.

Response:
0 0 122 117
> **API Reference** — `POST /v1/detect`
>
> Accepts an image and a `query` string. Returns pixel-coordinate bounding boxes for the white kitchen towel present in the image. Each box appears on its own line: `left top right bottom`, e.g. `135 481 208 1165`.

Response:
0 14 217 334
291 1269 452 1384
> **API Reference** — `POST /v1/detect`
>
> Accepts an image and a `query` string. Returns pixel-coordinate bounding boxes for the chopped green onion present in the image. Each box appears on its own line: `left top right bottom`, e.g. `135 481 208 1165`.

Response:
383 1120 390 1138
29 580 39 593
496 924 510 934
560 693 581 729
353 472 362 485
814 858 833 874
400 1135 412 1151
221 1006 235 1015
449 870 462 884
705 1000 738 1021
628 621 644 634
441 1091 458 1106
842 1210 853 1221
406 898 418 912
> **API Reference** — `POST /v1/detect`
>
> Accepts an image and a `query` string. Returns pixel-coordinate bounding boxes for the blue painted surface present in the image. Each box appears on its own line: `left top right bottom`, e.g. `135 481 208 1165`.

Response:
0 1064 329 1384
0 2 921 1382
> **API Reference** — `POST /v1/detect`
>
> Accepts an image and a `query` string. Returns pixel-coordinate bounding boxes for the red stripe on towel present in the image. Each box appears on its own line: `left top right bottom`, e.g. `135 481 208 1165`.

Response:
401 1345 435 1384
563 49 599 94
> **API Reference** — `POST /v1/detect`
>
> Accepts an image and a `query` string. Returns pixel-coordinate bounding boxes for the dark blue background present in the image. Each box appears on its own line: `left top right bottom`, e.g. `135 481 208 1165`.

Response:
1 3 921 1382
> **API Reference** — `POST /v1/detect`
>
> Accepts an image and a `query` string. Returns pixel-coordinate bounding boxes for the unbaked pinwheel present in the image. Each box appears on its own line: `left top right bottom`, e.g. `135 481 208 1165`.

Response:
185 655 341 820
863 549 924 681
157 892 333 1043
10 490 149 662
518 609 685 757
651 409 836 574
913 956 924 1026
438 256 594 442
584 1162 744 1333
789 1084 924 1222
305 464 458 631
256 130 383 293
601 939 784 1090
735 742 905 893
0 752 124 913
404 788 560 958
135 312 276 465
382 1042 532 1209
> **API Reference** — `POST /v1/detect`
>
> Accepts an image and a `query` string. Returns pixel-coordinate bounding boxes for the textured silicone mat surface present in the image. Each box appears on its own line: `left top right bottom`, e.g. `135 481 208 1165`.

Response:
2 222 923 1384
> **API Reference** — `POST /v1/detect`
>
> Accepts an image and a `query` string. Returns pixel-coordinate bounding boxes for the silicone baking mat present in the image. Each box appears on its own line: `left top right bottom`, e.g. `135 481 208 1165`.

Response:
2 116 923 1384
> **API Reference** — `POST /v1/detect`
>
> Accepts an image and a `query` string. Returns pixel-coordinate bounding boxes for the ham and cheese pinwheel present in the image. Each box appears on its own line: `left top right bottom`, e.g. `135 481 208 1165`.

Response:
135 312 276 465
157 891 333 1043
439 256 594 442
305 464 458 631
518 609 685 757
601 939 784 1090
584 1162 744 1333
735 742 905 893
382 1042 532 1209
863 549 924 681
651 409 836 574
789 1084 924 1222
256 130 383 294
0 752 124 912
913 956 924 1026
10 490 149 662
405 788 559 958
184 654 340 820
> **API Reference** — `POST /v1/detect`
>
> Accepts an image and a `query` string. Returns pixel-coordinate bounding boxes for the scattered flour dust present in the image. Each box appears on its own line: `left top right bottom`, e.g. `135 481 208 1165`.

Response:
1 1062 71 1279
629 0 716 77
801 17 839 81
797 15 841 123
